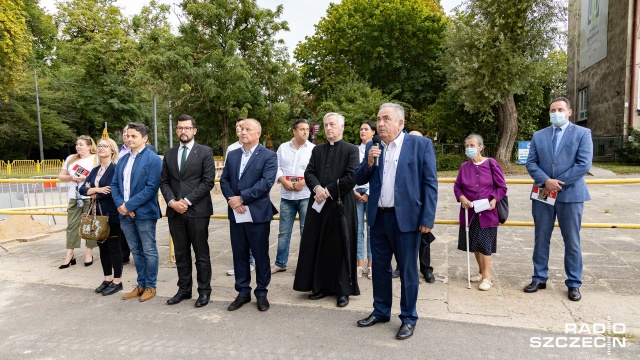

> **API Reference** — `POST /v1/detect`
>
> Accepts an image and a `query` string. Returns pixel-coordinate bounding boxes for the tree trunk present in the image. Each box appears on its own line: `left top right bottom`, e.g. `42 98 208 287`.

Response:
495 93 518 165
221 110 229 154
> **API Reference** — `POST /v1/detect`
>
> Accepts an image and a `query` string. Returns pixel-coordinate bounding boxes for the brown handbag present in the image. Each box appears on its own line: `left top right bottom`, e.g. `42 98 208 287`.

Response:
78 198 110 241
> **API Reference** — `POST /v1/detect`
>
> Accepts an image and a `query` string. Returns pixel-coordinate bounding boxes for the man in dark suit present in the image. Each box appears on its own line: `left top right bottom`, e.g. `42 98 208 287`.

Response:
220 118 278 312
111 122 162 302
160 114 216 307
354 103 438 340
524 97 593 301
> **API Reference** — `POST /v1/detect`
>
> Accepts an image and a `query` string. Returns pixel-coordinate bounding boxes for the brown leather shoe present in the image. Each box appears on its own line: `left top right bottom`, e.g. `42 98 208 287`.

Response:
122 285 144 300
139 288 156 302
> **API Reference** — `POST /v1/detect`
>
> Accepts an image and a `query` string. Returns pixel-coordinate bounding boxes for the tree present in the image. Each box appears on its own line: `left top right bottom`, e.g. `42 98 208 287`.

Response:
0 0 32 100
443 0 565 164
295 0 446 110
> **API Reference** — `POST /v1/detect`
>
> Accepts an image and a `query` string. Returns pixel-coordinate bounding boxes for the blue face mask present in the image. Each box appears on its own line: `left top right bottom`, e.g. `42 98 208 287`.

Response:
550 112 567 127
465 147 478 159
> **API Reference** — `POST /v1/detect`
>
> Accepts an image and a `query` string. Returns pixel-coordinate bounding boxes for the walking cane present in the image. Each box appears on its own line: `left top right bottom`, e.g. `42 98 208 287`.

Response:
465 207 471 289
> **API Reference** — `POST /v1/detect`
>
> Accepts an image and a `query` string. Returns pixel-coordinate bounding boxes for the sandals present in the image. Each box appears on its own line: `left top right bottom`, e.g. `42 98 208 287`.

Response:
357 266 364 278
367 267 372 280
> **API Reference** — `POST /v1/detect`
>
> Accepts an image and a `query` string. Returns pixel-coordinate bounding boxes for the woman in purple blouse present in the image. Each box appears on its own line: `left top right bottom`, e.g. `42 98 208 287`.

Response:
454 134 507 291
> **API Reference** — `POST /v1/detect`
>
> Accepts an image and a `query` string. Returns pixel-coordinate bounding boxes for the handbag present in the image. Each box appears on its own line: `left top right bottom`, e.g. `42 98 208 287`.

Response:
488 159 509 224
79 198 110 241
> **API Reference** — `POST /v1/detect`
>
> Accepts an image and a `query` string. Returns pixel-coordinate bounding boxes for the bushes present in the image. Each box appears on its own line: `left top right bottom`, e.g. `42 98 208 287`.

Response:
614 128 640 165
436 153 466 172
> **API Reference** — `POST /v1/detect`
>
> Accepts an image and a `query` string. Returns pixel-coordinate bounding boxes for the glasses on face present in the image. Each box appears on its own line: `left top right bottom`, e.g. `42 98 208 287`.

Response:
176 126 194 132
97 145 110 149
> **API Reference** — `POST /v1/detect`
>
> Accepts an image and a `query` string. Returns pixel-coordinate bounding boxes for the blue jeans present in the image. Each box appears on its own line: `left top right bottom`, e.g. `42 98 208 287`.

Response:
274 198 308 268
356 188 372 260
120 217 159 289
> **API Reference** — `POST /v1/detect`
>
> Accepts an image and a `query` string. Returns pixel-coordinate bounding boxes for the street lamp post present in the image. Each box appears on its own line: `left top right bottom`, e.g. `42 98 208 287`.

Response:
34 69 44 162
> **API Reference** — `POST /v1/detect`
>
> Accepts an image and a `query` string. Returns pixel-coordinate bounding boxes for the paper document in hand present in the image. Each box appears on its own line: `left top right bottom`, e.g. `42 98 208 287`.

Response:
233 206 253 223
472 199 490 213
312 199 326 213
530 185 557 205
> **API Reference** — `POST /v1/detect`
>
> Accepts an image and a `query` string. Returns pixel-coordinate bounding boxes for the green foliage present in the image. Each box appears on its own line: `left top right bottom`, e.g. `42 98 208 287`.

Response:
436 153 467 172
614 127 640 165
0 0 32 100
295 0 446 110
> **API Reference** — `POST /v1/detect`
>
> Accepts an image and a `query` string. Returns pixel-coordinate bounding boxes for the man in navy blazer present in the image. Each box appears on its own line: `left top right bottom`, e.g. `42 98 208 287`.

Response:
111 122 162 302
220 118 278 312
524 97 593 302
354 103 438 340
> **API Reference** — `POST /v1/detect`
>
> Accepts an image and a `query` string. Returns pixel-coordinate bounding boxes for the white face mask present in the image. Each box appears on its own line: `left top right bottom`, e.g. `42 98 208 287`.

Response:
550 112 567 127
465 147 478 159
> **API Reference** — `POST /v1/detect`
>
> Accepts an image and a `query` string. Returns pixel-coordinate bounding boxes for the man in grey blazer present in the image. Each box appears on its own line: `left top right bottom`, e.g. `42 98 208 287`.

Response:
524 97 593 301
160 114 216 307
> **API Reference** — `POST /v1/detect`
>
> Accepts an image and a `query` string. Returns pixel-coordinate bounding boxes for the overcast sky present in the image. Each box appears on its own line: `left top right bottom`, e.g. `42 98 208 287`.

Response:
40 0 464 59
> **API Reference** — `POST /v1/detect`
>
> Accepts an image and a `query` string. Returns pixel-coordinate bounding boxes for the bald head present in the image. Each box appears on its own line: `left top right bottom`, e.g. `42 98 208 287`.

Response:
240 118 262 149
409 131 423 137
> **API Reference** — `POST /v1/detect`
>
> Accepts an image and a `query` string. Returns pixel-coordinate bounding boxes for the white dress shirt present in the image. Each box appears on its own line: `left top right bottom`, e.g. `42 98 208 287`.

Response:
177 139 195 171
123 147 145 202
378 131 405 208
276 139 315 200
225 141 242 161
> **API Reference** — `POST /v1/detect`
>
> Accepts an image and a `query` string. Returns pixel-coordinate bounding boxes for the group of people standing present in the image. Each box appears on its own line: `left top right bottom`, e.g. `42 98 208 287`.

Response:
55 97 592 341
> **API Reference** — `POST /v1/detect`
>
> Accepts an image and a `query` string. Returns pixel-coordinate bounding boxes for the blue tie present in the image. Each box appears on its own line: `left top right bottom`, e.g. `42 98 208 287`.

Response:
552 127 561 155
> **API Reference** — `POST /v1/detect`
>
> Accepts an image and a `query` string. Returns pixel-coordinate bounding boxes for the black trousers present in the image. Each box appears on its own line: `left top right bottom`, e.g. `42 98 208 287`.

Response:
168 216 212 295
120 231 130 261
98 222 123 278
419 233 433 276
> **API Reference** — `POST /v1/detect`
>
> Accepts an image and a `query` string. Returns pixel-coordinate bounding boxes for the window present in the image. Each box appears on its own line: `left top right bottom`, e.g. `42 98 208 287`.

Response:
578 88 588 122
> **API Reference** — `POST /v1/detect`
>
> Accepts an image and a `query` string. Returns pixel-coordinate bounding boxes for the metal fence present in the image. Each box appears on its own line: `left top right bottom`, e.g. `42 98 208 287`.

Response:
0 160 64 176
0 178 66 224
592 136 624 162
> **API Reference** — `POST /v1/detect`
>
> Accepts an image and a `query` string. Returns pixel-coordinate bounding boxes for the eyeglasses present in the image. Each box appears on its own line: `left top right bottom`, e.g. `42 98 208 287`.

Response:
176 126 194 132
97 145 110 149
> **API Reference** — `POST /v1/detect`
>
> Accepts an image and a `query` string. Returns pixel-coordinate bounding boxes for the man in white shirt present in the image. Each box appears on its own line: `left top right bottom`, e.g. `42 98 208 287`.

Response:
271 119 315 273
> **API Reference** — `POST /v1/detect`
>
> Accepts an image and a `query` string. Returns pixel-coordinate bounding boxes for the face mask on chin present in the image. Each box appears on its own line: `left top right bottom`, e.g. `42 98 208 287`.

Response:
550 112 567 127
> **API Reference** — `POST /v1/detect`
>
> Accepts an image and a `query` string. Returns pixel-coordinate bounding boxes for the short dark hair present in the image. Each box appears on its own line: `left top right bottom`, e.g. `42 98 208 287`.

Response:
550 96 571 109
361 120 377 134
236 117 246 124
293 118 309 130
177 114 196 128
127 122 150 137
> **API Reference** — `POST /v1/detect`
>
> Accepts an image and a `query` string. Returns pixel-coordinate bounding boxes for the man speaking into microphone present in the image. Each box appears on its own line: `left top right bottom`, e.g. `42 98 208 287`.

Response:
354 103 438 340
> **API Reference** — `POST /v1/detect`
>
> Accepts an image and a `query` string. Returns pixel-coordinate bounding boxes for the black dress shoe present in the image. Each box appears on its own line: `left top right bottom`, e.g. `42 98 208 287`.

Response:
357 314 390 327
228 296 251 311
308 291 331 300
523 281 547 293
392 268 400 279
568 287 581 301
195 293 210 308
95 281 112 293
84 257 93 267
102 282 123 296
396 323 415 340
424 272 435 283
166 292 192 305
256 296 270 311
122 258 130 264
336 295 349 308
59 256 76 269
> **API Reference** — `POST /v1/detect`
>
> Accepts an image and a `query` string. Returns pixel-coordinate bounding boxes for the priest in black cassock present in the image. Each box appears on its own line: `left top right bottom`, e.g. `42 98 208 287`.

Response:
293 112 360 307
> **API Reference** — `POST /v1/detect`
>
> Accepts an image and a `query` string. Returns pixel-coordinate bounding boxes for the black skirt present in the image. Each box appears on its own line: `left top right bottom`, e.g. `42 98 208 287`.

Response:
457 214 497 256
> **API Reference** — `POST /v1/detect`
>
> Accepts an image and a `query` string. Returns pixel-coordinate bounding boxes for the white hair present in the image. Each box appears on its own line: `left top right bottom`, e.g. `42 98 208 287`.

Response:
379 103 405 129
323 112 345 125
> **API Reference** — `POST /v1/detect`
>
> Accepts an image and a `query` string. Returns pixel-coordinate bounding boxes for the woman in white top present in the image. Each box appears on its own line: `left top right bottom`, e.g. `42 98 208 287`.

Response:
58 135 98 269
355 120 376 279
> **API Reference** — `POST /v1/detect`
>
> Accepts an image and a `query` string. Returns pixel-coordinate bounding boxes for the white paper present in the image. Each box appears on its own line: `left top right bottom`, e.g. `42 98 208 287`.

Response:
233 206 253 223
473 199 490 213
312 199 326 213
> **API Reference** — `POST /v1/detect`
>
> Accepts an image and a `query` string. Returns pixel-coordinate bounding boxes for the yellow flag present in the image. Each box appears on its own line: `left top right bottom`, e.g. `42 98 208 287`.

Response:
102 127 109 139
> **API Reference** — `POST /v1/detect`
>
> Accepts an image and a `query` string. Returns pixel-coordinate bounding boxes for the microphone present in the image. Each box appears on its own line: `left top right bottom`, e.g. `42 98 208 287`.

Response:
372 135 382 167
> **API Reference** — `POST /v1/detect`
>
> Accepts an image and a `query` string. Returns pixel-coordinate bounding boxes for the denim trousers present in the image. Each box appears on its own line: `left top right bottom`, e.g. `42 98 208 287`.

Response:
120 216 159 289
355 188 371 260
274 198 308 268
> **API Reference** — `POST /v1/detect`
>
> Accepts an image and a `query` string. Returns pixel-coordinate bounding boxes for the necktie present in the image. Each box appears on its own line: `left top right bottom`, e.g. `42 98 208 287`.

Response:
180 146 188 175
552 127 561 155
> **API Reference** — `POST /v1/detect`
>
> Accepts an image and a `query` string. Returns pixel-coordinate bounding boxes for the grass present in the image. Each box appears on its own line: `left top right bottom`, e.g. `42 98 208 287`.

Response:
593 163 640 175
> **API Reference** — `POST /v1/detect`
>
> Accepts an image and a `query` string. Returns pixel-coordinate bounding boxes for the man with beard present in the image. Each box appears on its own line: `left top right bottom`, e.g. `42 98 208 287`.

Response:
293 112 360 307
160 114 216 307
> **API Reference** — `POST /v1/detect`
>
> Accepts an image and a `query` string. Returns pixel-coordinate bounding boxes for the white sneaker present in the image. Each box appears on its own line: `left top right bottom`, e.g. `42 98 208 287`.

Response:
226 265 255 276
479 279 492 291
470 273 482 283
271 265 286 274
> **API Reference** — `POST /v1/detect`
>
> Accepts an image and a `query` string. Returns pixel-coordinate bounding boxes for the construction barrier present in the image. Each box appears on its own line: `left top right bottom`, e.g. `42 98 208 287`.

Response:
0 160 64 175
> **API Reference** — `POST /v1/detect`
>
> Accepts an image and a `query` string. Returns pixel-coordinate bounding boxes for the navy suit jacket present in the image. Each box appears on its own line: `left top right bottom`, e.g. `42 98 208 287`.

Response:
354 134 438 232
111 147 162 220
78 163 119 223
526 123 592 203
220 144 278 223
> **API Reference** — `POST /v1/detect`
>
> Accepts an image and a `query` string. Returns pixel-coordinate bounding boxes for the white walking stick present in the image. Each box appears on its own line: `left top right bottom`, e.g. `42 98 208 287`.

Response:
465 207 471 289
